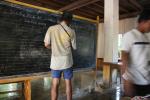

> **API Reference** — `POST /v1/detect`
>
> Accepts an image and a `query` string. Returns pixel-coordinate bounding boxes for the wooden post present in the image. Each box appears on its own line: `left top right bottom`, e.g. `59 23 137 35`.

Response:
95 16 100 80
24 80 31 100
103 64 111 87
96 16 100 71
97 58 103 70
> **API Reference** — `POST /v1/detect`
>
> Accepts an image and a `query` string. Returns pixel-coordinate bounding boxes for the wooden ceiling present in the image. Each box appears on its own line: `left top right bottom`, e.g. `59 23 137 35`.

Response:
8 0 150 21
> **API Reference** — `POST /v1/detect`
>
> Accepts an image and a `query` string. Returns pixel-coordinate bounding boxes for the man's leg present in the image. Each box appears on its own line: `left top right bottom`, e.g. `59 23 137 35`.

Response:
123 79 135 97
51 70 61 100
65 79 72 100
51 78 60 100
63 68 73 100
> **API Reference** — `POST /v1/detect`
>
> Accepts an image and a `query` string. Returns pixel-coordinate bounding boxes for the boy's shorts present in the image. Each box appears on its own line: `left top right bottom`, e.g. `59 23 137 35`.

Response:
51 67 73 80
133 84 150 96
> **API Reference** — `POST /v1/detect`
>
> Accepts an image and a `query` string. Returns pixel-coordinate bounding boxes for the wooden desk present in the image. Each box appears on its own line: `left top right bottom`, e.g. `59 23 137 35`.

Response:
102 62 121 87
96 58 104 70
0 72 50 100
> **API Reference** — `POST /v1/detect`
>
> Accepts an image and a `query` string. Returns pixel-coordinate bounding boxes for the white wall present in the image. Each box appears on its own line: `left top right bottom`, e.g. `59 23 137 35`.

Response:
96 17 137 58
96 23 104 58
119 17 137 34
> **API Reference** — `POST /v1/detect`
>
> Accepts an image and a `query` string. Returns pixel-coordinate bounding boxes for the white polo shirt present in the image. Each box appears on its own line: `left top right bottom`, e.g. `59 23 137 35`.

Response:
44 21 76 70
122 29 150 85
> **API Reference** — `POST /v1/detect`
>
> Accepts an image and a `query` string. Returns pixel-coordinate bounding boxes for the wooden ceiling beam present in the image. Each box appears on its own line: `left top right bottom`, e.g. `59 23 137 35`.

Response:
73 10 96 19
92 3 104 9
59 0 100 11
43 0 69 7
125 0 142 11
16 0 36 4
7 0 97 22
17 0 48 8
141 1 150 5
128 0 143 11
16 0 58 9
36 0 61 9
119 5 129 13
85 6 103 15
99 11 140 22
120 11 140 19
92 3 104 15
40 0 98 19
77 8 98 17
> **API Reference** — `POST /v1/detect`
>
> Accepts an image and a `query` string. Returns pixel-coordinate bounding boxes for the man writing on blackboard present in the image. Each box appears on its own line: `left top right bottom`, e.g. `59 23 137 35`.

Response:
44 11 76 100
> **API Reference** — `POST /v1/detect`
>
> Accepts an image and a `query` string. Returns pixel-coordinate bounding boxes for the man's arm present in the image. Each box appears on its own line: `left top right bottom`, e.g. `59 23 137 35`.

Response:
121 51 129 75
121 50 135 97
71 30 76 50
44 27 51 49
44 43 51 49
121 33 133 75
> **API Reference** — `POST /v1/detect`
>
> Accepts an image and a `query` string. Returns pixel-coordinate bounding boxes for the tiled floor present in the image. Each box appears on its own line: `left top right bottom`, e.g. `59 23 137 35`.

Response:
0 69 122 100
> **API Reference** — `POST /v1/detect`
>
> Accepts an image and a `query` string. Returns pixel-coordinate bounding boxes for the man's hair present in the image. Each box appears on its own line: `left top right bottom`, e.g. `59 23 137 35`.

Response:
138 9 150 23
60 11 73 22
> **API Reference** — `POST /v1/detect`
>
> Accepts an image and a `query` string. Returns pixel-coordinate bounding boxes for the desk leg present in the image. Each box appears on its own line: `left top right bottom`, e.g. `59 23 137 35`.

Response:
24 80 31 100
103 64 111 87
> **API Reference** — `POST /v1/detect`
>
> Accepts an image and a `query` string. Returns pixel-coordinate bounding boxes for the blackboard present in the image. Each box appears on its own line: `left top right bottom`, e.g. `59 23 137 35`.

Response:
0 1 97 75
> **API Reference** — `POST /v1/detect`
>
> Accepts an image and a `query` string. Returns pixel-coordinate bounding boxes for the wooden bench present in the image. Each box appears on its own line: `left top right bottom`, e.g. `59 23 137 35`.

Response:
96 58 122 87
0 72 50 100
102 62 121 87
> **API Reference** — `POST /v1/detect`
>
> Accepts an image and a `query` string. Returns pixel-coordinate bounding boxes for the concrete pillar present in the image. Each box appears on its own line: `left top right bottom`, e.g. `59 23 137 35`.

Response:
104 0 119 62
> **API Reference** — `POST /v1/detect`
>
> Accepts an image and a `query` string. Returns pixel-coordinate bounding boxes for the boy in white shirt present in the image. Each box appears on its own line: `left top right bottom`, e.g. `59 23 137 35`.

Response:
121 9 150 97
